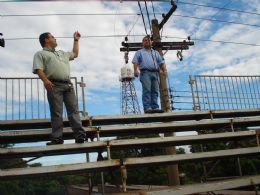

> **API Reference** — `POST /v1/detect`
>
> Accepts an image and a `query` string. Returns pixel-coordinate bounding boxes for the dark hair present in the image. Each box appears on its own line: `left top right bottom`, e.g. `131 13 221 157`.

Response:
39 32 50 47
142 35 151 42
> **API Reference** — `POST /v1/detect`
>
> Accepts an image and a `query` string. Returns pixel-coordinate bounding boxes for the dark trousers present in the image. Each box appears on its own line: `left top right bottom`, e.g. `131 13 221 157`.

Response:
47 82 85 141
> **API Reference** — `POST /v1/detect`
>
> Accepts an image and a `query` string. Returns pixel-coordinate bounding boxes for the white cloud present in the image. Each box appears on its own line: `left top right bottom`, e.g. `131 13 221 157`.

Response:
0 0 259 115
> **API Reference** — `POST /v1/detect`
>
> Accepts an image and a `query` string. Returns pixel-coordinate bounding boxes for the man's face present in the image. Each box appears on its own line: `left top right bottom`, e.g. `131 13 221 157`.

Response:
45 33 57 48
143 37 152 49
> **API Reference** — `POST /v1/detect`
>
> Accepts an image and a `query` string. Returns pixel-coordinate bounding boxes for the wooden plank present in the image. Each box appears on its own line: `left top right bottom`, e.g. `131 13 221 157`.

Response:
124 147 260 167
0 127 97 144
0 141 107 159
0 131 256 159
0 147 259 179
143 175 260 195
110 130 256 149
0 160 120 179
97 117 260 137
1 109 260 130
1 117 260 143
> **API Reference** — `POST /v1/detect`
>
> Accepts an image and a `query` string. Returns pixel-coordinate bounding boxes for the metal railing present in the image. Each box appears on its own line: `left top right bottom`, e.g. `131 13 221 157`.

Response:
189 75 260 111
168 87 194 111
0 77 87 120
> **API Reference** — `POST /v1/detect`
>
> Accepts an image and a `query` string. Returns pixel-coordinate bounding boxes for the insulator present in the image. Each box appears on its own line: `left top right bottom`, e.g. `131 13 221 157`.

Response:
177 50 183 61
124 51 129 64
0 33 5 48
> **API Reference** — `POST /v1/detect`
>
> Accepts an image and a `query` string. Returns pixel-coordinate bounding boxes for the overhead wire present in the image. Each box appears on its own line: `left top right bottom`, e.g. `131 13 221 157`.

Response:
4 34 260 47
151 0 156 19
187 0 233 76
174 13 260 28
1 12 259 29
177 1 260 16
144 0 152 35
1 0 260 16
188 0 233 37
138 1 148 35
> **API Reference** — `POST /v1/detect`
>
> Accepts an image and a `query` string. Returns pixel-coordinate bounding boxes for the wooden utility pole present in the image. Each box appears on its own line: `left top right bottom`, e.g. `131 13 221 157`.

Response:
120 0 194 186
151 18 180 186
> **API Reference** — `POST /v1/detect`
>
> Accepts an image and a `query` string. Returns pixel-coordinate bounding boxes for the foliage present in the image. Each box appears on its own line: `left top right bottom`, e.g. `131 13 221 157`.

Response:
0 144 88 195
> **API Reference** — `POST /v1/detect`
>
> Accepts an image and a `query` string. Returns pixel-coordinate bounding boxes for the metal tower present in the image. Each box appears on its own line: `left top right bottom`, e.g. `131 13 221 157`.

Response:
120 66 141 115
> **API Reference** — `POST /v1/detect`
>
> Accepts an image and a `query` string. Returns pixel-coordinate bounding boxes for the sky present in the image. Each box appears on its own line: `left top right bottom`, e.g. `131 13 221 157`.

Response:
0 0 260 165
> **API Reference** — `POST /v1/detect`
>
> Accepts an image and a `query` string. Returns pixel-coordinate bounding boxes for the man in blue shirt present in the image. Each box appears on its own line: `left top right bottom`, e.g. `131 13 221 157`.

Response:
132 36 167 113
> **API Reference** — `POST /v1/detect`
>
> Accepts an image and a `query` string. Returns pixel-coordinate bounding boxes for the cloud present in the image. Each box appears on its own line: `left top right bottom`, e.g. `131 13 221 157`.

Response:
1 0 259 116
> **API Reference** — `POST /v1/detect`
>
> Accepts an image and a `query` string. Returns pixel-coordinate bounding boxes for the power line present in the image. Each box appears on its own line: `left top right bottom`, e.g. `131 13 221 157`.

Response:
1 0 260 16
1 12 259 29
176 1 260 16
188 0 233 37
1 13 142 17
5 34 260 47
173 13 260 28
164 36 260 47
138 1 148 35
144 0 152 35
151 0 156 19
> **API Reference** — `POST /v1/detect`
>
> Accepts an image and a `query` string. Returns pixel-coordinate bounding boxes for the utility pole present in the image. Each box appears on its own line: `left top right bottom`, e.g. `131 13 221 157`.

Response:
120 0 194 186
152 18 180 186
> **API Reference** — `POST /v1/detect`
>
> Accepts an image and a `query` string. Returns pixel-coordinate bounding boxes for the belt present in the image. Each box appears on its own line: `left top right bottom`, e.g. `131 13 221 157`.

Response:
49 79 71 83
140 69 159 72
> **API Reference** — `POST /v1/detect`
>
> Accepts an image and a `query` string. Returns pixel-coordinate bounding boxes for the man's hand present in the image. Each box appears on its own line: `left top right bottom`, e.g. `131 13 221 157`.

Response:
74 31 81 41
36 69 54 92
134 69 139 77
133 63 139 77
43 79 54 92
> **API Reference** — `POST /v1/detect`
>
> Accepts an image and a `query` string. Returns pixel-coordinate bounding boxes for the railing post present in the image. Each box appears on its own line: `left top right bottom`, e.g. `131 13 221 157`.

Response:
189 75 200 111
76 77 88 117
120 163 127 192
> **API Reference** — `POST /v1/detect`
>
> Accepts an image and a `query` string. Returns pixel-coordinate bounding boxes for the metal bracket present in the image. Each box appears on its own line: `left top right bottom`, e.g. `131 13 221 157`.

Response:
120 162 127 192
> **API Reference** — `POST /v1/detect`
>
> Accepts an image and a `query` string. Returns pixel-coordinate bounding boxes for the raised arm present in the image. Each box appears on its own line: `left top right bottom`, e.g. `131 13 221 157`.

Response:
72 31 81 58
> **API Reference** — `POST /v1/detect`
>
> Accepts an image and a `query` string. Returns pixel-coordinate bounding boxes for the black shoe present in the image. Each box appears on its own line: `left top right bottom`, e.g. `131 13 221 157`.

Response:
46 139 64 146
86 133 96 142
75 137 85 144
151 108 164 113
144 109 153 114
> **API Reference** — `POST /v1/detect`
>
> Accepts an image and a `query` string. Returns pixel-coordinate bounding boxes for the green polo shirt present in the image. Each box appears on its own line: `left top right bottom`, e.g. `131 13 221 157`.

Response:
33 48 74 81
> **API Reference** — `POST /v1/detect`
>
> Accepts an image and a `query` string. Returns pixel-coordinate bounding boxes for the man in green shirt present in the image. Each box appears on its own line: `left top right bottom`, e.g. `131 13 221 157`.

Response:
33 31 86 145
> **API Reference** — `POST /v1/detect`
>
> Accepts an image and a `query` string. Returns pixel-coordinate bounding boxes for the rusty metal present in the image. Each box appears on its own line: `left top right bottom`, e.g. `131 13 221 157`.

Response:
106 141 111 160
230 119 234 132
120 165 127 192
209 110 214 120
256 130 260 146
